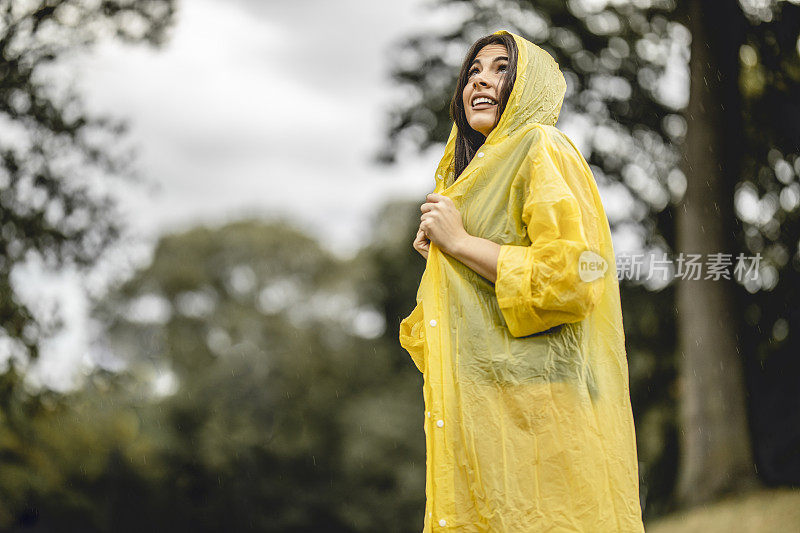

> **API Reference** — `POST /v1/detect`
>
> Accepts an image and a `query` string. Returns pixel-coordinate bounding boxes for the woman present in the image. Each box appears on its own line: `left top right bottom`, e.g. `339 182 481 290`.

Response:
399 30 646 532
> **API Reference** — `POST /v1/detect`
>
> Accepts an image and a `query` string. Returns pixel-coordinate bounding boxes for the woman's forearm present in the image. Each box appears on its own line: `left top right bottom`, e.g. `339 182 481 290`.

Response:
449 234 501 284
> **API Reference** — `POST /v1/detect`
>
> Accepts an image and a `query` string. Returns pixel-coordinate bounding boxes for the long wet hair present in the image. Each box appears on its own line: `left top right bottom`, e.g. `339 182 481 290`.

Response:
450 33 518 179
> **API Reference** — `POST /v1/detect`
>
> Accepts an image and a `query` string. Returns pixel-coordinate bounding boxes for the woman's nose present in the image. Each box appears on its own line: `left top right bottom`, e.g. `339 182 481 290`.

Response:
473 75 491 88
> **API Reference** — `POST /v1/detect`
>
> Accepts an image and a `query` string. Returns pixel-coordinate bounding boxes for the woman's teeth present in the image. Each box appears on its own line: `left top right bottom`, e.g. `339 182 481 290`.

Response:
472 97 497 107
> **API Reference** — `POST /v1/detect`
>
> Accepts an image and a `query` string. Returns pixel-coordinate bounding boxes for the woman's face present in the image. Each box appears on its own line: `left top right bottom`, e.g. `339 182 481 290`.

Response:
462 43 509 137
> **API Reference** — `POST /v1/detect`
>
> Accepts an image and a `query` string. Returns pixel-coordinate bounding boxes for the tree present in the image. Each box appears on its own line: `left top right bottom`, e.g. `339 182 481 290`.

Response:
674 0 800 507
674 0 760 506
90 219 427 532
0 0 176 360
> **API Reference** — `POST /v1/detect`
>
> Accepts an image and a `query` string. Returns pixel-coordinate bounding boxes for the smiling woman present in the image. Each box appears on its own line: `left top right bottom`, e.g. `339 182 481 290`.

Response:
401 30 645 532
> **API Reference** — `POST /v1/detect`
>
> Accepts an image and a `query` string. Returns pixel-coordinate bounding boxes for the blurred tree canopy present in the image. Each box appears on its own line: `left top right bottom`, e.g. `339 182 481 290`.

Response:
0 216 431 531
0 0 176 360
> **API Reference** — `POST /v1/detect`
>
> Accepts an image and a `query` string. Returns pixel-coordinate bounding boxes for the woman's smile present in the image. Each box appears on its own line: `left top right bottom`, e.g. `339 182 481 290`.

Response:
471 95 497 110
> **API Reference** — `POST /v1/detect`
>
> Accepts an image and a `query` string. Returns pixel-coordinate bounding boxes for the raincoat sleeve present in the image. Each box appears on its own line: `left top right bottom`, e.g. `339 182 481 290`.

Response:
494 130 604 337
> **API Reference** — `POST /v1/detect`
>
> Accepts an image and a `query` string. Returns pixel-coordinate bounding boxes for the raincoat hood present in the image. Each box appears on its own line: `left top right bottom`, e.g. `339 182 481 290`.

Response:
488 30 566 136
399 29 645 532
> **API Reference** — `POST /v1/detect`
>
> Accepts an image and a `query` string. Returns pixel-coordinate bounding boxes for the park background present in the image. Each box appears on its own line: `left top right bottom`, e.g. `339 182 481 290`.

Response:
1 0 799 531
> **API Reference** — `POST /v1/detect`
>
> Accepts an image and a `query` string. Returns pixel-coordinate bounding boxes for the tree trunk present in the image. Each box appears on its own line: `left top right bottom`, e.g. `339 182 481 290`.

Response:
675 0 761 508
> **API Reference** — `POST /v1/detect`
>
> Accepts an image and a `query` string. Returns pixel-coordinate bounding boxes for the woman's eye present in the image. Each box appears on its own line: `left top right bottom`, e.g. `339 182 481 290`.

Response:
468 67 478 77
498 64 508 72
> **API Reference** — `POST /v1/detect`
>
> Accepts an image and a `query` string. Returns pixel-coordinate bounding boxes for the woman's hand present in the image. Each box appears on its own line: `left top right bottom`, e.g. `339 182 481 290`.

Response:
413 227 430 260
420 193 470 256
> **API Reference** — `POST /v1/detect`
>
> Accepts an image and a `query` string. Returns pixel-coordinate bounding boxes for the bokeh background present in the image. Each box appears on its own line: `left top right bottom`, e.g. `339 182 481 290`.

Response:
1 0 799 531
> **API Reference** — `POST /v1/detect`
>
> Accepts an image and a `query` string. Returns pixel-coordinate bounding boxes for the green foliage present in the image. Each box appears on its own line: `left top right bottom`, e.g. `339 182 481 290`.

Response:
0 217 428 531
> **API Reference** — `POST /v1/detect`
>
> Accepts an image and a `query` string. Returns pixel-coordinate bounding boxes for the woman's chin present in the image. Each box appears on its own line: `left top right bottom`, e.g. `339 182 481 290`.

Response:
474 125 493 136
467 117 496 136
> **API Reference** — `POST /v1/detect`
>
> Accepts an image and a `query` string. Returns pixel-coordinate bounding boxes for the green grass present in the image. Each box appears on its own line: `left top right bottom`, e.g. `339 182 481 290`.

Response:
646 488 800 533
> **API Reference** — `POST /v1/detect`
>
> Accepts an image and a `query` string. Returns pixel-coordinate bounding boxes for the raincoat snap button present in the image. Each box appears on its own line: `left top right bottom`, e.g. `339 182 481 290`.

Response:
477 152 485 158
439 518 447 526
429 319 437 327
426 411 431 417
436 419 444 427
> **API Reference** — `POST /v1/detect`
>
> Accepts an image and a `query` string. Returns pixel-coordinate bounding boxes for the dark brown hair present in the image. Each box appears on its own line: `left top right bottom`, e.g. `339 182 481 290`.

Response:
449 33 518 179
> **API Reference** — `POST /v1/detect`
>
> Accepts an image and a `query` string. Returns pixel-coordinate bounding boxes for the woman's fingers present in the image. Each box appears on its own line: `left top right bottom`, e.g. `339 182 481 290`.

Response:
413 229 427 250
413 228 430 259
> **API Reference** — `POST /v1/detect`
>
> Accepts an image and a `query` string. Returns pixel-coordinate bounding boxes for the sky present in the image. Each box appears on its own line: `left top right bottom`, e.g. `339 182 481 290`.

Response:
5 0 685 392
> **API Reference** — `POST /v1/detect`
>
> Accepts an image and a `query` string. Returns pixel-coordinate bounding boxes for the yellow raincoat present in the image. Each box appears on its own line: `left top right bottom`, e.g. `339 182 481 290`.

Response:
399 31 645 532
